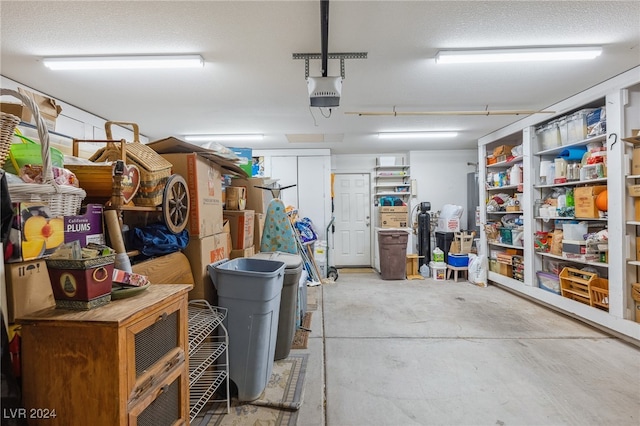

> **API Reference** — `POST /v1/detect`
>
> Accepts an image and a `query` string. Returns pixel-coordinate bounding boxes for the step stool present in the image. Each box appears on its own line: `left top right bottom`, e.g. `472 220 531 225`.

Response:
447 265 468 282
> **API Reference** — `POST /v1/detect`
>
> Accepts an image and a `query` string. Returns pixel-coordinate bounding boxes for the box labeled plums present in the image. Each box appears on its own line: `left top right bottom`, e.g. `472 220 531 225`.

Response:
7 203 105 264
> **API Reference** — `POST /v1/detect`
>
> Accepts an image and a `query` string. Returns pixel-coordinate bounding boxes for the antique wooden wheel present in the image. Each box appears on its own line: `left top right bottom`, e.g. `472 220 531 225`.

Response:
162 174 190 234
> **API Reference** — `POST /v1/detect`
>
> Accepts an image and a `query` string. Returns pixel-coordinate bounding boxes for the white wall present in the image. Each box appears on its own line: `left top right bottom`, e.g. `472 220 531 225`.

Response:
409 149 478 229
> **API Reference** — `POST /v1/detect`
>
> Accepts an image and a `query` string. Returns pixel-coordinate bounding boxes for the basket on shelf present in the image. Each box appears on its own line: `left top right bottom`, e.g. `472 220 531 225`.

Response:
589 277 609 311
632 283 640 303
0 111 21 168
559 267 597 306
88 121 172 206
1 88 85 217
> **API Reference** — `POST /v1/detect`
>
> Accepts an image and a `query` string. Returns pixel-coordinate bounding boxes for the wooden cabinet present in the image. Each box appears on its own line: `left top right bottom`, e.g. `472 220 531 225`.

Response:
17 284 192 426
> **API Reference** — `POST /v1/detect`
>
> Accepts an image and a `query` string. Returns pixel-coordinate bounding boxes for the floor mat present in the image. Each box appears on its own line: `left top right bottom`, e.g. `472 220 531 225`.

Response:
199 354 308 426
291 312 313 349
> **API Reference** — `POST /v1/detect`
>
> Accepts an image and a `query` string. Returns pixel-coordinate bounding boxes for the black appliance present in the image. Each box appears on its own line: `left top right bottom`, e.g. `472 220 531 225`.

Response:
417 202 431 266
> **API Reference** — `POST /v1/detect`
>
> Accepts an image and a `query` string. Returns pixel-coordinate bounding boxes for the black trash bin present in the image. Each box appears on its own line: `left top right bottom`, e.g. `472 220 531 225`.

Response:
378 230 409 280
436 231 455 260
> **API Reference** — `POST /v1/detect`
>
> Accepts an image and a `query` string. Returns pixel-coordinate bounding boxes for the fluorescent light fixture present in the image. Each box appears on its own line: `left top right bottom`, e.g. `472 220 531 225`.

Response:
184 134 264 143
378 131 458 139
435 46 602 64
42 55 204 70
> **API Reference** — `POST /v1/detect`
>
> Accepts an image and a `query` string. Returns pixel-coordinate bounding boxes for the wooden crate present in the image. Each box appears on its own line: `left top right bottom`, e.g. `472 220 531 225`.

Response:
590 277 609 311
559 267 596 306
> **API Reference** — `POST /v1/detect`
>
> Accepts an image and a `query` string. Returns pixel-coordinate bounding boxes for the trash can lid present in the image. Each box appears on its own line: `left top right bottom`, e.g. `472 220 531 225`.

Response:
251 251 303 270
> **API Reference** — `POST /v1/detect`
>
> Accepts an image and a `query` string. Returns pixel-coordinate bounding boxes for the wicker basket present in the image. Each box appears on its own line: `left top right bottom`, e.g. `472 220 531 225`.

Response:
88 121 171 206
0 111 21 168
1 88 86 217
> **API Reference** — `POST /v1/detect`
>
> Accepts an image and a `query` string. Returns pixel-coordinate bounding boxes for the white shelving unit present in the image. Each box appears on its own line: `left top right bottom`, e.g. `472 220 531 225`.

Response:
374 164 411 200
480 135 525 282
188 300 230 422
478 66 640 344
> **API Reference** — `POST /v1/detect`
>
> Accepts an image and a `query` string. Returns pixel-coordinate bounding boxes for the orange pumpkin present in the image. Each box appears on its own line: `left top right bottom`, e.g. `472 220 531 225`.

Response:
595 189 608 212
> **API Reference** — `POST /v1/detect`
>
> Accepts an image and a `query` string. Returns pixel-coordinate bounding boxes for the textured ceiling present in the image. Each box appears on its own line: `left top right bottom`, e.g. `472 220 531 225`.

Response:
1 0 639 154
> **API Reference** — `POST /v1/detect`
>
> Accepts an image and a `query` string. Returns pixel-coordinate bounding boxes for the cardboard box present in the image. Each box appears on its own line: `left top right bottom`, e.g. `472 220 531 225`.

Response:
183 232 229 302
436 217 460 233
493 145 512 157
230 246 255 259
498 262 513 278
161 153 223 238
574 185 607 218
629 184 640 197
380 206 408 213
632 147 640 176
17 87 62 131
254 213 265 249
635 198 640 222
4 259 56 322
636 237 640 261
380 212 408 228
229 177 274 214
0 102 26 120
64 204 105 246
225 186 247 210
223 210 255 249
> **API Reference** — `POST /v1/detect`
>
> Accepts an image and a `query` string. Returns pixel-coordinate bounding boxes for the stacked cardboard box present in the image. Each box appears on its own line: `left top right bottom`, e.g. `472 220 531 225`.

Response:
380 206 408 228
162 153 229 303
224 210 255 258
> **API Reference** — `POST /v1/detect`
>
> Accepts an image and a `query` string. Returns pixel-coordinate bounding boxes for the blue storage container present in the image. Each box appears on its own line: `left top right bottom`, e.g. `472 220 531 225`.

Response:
447 253 469 267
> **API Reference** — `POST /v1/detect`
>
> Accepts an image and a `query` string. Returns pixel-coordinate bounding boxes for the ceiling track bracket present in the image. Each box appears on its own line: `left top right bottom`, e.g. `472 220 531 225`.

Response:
293 52 367 79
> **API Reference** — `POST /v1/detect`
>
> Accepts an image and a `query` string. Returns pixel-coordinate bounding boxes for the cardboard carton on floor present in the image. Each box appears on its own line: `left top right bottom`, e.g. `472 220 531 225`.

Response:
183 232 229 302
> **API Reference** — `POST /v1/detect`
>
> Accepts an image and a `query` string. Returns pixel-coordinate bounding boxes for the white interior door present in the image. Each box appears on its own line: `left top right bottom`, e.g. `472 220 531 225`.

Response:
333 173 371 267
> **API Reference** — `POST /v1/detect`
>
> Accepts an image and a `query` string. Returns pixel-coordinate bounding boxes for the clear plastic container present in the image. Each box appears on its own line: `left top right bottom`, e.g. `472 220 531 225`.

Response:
567 109 595 143
557 116 570 145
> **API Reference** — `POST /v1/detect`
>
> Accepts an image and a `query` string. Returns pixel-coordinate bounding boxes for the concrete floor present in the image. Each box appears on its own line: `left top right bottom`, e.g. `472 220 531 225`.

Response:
293 271 640 426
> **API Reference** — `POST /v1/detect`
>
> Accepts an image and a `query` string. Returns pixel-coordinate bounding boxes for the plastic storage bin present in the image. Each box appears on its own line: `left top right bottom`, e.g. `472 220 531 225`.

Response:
251 251 303 360
429 261 447 281
536 121 561 151
378 230 408 280
537 271 560 294
567 109 595 143
447 253 469 267
208 257 286 401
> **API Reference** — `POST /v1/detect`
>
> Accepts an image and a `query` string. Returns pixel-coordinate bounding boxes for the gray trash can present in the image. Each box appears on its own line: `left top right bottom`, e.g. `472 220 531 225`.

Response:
251 251 303 360
208 257 285 401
